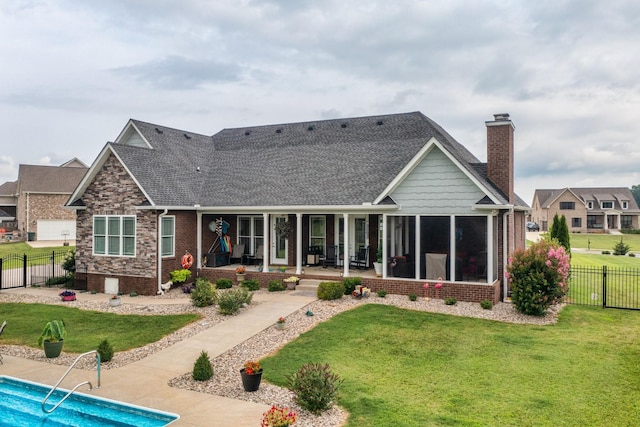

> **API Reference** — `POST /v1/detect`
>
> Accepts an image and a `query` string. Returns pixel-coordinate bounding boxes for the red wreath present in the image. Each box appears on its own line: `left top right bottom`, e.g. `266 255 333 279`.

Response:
181 252 194 269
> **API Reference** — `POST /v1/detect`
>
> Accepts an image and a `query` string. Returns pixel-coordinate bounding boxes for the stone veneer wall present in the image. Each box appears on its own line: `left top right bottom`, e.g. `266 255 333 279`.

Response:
75 154 158 295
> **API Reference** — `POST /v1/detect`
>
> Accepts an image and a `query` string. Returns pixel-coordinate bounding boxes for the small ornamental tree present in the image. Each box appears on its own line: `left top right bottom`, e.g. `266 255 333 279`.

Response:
506 239 570 316
550 214 571 256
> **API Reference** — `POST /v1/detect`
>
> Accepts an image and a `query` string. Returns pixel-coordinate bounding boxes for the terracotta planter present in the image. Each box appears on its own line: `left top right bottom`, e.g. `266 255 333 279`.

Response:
286 280 298 290
236 274 246 283
240 368 263 392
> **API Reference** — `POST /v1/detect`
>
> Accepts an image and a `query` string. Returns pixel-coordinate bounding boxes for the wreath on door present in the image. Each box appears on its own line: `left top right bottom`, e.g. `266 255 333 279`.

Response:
275 220 290 237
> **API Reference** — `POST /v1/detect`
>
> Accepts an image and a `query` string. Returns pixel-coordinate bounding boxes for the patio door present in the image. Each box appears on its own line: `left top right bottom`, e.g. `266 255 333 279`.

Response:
271 215 288 265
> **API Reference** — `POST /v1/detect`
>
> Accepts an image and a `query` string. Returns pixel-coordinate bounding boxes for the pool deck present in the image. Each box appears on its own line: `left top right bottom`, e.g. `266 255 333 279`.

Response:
0 287 317 426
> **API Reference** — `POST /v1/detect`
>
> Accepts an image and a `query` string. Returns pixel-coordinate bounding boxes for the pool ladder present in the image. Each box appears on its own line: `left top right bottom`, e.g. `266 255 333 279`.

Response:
41 350 101 414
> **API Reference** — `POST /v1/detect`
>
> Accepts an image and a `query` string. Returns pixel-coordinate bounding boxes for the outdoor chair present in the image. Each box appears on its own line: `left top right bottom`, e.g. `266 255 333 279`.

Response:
0 320 6 364
350 246 369 270
229 244 246 264
245 245 264 266
323 245 338 268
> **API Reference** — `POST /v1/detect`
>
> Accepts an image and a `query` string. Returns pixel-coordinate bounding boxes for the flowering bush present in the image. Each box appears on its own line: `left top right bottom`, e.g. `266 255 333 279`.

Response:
261 405 298 427
506 239 570 316
244 360 261 375
235 266 246 274
283 276 299 283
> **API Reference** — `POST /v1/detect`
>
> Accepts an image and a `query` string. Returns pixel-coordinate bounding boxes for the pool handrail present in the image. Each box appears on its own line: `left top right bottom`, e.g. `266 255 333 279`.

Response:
41 350 101 414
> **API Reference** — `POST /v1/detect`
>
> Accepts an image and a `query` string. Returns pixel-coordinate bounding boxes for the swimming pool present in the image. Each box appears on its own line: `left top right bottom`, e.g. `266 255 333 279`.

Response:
0 376 178 426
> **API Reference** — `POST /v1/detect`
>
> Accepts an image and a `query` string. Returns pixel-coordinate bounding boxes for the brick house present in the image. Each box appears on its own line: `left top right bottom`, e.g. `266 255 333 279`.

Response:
0 180 17 232
66 112 528 301
16 159 88 241
531 188 640 232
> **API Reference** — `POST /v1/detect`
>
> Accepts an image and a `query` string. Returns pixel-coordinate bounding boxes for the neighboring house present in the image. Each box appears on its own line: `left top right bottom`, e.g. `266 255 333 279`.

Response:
66 112 528 301
16 159 88 241
531 187 640 232
0 180 17 230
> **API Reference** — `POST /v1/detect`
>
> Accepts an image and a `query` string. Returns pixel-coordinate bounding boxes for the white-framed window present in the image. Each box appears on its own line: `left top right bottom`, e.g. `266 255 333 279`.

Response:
587 201 593 210
601 201 613 209
161 216 175 257
93 215 136 256
309 216 326 253
238 216 264 255
622 201 628 209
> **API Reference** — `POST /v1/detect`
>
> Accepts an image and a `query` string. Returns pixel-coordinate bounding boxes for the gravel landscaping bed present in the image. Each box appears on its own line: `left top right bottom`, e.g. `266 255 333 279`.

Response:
1 288 563 426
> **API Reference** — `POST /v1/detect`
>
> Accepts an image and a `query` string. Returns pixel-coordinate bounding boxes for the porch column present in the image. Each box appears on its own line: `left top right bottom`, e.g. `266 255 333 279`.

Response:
196 211 202 269
262 213 270 272
487 212 495 284
415 214 421 279
604 213 608 231
343 213 350 277
450 215 456 282
295 213 302 275
382 213 388 278
617 214 621 230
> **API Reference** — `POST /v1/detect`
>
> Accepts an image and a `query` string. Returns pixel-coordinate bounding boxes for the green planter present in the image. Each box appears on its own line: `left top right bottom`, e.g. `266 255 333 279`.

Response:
43 340 64 358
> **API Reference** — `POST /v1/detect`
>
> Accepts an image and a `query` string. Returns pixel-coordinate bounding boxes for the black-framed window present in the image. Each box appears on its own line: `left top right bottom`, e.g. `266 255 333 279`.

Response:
560 201 575 210
572 217 581 228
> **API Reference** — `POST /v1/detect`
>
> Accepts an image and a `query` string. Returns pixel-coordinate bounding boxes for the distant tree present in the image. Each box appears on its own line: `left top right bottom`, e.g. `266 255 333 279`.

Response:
550 214 571 255
632 185 640 208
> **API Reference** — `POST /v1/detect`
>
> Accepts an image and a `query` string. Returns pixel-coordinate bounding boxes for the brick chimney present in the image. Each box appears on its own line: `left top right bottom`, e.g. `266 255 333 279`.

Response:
486 113 515 204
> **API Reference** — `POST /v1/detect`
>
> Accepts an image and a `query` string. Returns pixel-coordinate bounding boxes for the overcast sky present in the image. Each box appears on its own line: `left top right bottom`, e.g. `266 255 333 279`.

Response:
1 0 639 204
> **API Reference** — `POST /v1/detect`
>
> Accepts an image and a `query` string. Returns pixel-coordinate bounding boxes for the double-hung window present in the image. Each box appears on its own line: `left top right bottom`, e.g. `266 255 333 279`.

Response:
161 216 175 257
94 215 136 256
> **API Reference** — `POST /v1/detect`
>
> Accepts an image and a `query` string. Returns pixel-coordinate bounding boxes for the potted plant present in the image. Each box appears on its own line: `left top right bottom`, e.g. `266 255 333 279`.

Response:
235 266 246 282
261 405 298 427
109 294 121 307
59 290 76 302
275 316 286 330
37 320 67 358
283 276 299 290
240 360 263 392
373 247 383 277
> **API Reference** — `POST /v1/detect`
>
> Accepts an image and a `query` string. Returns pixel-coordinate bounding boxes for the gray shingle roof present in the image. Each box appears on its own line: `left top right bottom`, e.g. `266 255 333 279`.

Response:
534 187 640 212
18 165 87 194
106 112 520 208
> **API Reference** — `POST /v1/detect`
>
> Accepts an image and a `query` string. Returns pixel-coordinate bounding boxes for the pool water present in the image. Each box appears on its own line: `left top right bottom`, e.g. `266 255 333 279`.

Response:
0 376 178 426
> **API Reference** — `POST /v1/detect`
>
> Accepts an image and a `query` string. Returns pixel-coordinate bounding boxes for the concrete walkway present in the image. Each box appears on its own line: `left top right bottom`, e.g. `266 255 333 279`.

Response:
0 288 317 426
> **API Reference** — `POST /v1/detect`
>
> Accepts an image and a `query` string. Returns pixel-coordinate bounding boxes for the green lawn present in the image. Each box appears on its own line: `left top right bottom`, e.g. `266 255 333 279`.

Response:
261 304 640 426
568 233 640 251
0 242 72 258
0 303 200 353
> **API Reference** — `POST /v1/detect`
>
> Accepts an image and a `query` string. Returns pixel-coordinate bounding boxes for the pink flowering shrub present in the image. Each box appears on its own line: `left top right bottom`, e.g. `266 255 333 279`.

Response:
505 239 570 316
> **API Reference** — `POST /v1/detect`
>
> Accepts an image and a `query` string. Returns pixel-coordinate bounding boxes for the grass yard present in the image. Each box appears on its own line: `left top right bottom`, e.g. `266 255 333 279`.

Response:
568 233 640 251
261 304 640 426
0 303 200 353
0 242 72 258
571 251 640 268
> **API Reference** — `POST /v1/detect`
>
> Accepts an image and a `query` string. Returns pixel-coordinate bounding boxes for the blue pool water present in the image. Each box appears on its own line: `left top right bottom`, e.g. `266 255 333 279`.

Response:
0 376 178 426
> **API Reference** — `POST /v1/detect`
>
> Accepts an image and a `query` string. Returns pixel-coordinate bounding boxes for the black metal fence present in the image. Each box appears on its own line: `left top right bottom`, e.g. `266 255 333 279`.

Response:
568 265 640 310
0 250 73 290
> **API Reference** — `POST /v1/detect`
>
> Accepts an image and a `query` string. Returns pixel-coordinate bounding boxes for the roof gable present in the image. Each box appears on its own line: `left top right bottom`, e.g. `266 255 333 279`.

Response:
17 164 87 194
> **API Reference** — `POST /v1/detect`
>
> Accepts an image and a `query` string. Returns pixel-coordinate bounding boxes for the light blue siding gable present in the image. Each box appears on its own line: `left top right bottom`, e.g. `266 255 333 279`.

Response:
389 146 487 215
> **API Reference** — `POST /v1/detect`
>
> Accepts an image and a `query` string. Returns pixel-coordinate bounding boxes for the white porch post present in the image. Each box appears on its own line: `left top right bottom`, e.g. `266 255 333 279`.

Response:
343 213 350 277
617 214 621 230
450 215 456 281
262 213 269 272
487 212 495 283
382 213 388 278
296 213 303 275
196 211 202 269
415 214 421 279
604 213 608 231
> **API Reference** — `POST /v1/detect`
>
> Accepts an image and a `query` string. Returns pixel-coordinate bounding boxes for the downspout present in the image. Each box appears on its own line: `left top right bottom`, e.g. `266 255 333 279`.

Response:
502 208 513 301
157 209 168 295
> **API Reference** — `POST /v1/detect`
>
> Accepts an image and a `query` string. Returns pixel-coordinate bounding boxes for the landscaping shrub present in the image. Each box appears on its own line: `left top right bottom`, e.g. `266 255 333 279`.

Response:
377 289 387 298
215 278 233 289
408 293 417 301
342 276 362 296
602 250 611 255
287 363 343 415
191 277 216 307
506 239 570 316
46 276 69 286
480 299 493 310
317 281 345 300
192 350 213 381
217 288 253 315
170 268 192 285
241 278 260 291
268 280 286 292
97 339 114 362
613 238 631 256
630 253 636 257
445 297 457 305
62 250 76 274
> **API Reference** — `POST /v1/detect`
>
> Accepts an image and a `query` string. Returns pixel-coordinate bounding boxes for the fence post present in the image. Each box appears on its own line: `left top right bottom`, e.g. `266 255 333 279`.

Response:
602 265 607 309
23 253 27 288
0 257 3 288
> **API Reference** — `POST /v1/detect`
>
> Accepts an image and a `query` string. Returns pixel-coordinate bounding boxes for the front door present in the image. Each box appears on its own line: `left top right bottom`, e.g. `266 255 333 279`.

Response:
271 215 288 265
